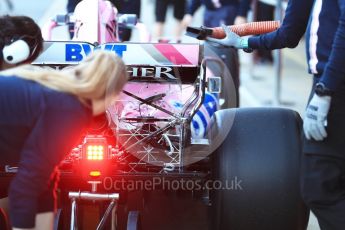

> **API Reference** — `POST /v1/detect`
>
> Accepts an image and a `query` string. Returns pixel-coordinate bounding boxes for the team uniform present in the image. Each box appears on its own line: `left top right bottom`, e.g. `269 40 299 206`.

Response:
248 0 345 229
186 0 240 27
0 76 92 228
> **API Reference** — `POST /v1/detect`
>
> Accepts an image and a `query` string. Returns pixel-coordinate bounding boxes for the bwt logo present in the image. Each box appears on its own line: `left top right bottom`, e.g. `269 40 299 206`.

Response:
65 44 127 61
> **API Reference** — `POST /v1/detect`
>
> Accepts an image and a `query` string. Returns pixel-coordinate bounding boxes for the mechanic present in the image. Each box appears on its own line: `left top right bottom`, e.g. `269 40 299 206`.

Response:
0 50 128 230
207 0 345 229
0 15 44 229
234 0 275 64
154 0 186 41
183 0 244 107
182 0 242 28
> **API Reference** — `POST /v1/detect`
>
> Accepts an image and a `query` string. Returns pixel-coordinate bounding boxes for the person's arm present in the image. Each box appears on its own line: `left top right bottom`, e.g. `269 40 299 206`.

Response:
318 0 345 91
248 0 314 49
8 92 91 229
206 0 314 50
303 1 345 141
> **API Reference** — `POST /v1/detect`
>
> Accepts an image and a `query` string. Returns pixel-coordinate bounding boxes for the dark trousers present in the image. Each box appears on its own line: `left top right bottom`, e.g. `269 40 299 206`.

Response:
302 76 345 230
203 5 238 27
302 154 345 229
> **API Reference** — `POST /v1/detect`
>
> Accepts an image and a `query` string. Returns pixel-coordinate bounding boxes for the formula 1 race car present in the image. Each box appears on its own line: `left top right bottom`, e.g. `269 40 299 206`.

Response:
3 0 309 229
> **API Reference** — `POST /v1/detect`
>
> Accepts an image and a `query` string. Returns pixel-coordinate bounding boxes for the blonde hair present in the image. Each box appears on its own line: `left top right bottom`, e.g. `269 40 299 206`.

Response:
1 50 128 104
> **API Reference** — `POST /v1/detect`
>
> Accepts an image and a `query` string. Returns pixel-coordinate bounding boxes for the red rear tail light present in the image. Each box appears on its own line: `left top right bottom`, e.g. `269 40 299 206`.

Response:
79 136 113 181
82 136 108 161
86 145 104 160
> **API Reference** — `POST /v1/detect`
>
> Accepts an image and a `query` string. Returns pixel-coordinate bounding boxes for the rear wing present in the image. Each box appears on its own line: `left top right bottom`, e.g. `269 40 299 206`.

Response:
33 42 202 84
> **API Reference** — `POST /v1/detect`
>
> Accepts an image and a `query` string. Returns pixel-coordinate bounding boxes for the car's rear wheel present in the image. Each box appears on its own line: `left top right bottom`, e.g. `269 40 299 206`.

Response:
209 108 309 230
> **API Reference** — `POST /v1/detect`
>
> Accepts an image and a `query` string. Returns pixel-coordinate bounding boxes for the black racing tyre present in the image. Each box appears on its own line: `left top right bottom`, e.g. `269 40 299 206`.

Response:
127 211 141 230
209 108 309 230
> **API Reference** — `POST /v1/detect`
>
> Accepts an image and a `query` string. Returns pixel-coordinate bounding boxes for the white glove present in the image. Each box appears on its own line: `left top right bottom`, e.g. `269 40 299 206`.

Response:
303 94 331 141
206 24 249 49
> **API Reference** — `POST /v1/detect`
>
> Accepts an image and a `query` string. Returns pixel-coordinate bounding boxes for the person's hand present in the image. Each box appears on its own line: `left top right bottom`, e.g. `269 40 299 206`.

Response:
303 94 331 141
234 16 247 25
182 14 193 28
206 24 249 49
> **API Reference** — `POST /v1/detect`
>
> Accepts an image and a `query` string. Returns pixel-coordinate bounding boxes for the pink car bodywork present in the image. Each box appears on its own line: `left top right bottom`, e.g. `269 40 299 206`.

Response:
40 0 220 141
